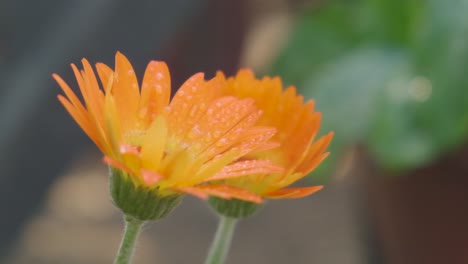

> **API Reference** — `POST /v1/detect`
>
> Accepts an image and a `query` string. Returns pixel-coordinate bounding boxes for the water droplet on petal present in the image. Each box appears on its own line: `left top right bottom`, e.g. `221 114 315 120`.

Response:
213 130 222 138
139 108 148 118
216 138 228 147
141 170 164 185
156 72 164 80
155 84 163 93
189 106 198 117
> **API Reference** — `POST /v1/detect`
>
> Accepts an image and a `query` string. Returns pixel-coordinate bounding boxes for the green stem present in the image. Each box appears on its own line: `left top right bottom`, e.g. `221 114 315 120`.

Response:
204 215 238 264
114 216 144 264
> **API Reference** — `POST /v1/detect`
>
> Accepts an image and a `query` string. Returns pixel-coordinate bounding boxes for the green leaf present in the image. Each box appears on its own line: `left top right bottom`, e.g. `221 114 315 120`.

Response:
271 0 468 178
303 48 411 178
368 75 436 171
410 0 468 152
270 1 363 87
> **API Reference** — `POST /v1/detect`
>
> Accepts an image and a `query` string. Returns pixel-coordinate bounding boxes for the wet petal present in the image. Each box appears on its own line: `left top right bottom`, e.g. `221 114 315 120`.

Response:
140 115 168 171
264 186 323 199
207 160 284 181
113 52 140 131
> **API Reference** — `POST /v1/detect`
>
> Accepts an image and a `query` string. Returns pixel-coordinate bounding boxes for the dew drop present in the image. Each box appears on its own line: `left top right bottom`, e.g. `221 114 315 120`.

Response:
189 107 198 117
213 130 222 138
205 132 213 142
191 125 202 135
181 103 189 110
155 84 163 93
138 108 148 118
156 72 164 80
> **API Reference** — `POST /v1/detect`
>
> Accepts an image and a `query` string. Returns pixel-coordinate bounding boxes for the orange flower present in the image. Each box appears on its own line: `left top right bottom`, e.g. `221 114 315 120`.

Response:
54 52 283 203
214 69 334 199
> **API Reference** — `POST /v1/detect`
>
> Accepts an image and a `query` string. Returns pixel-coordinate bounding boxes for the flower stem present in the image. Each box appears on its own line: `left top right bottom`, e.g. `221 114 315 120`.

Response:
204 215 238 264
114 216 144 264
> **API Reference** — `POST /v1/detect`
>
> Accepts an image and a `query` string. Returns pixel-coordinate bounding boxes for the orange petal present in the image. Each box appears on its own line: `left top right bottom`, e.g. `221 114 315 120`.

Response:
71 63 87 100
53 73 87 114
192 97 259 158
140 115 168 171
81 59 105 114
285 111 321 168
166 73 204 135
264 186 323 199
167 73 223 141
81 59 109 148
277 133 333 187
247 141 281 154
82 58 105 100
193 185 233 200
96 62 113 91
140 61 171 125
160 149 193 185
57 95 105 152
234 126 278 158
176 186 209 200
296 132 334 174
188 150 238 186
104 86 122 157
203 185 263 203
228 69 258 97
279 94 313 140
179 78 226 142
259 77 283 114
113 52 140 131
207 160 284 181
178 184 263 203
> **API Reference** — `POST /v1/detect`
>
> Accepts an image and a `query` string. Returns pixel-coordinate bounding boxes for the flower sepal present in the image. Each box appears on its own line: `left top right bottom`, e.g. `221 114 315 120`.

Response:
209 197 262 219
109 167 183 221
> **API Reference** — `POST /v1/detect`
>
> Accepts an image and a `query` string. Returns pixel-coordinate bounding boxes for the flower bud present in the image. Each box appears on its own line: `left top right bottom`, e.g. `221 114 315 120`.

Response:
209 197 262 219
109 168 182 221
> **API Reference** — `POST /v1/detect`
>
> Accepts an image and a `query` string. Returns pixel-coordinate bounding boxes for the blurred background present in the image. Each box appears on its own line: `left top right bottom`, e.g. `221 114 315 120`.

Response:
1 0 468 263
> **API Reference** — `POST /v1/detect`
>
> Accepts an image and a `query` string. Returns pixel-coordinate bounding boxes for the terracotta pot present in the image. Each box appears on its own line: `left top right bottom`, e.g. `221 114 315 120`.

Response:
364 146 468 264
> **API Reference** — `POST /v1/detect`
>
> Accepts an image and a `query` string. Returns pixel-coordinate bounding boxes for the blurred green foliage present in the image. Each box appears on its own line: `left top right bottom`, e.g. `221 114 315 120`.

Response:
271 0 468 177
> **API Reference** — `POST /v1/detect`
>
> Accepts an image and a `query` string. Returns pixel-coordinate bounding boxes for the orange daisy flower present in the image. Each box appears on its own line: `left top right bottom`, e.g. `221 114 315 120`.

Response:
213 69 334 199
54 52 283 203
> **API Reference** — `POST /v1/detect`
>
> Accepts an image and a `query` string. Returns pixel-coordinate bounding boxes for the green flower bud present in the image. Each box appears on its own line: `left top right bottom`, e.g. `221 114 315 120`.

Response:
209 197 262 219
109 168 182 221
